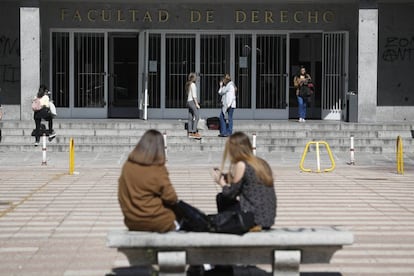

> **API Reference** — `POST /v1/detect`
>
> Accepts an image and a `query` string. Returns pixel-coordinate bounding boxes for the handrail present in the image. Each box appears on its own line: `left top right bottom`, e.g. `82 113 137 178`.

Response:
300 141 336 173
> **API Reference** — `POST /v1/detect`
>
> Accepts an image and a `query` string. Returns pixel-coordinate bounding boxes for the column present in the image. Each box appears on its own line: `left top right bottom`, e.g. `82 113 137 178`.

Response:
358 2 378 123
20 7 40 120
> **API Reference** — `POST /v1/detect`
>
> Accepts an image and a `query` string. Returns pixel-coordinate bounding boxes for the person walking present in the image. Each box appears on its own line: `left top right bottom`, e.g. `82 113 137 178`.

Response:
118 129 180 233
293 66 312 123
186 72 201 139
218 74 236 137
32 85 56 146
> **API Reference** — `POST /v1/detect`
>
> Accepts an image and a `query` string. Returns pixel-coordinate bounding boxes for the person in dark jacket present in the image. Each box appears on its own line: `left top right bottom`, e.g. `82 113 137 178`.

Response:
212 131 277 230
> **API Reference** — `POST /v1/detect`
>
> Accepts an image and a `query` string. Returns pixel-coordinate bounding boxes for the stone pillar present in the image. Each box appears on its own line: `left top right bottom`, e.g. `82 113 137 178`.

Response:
20 7 40 121
358 5 378 123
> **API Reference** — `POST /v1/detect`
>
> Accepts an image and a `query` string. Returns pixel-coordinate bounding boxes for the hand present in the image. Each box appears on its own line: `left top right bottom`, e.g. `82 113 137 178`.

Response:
196 104 200 109
219 81 223 87
211 168 224 185
211 168 220 182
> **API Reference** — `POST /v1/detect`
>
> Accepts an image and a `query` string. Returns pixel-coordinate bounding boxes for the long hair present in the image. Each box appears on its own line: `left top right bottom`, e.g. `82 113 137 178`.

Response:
128 129 166 166
220 132 273 186
37 84 49 98
185 72 197 95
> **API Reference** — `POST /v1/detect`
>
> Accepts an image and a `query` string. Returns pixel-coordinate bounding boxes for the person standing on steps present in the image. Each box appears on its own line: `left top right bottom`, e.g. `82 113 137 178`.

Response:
218 74 236 137
186 72 201 139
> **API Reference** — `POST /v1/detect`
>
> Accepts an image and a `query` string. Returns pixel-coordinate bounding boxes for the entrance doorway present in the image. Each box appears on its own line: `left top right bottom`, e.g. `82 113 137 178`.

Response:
108 33 139 118
145 31 289 119
288 32 348 120
289 33 323 120
50 30 347 120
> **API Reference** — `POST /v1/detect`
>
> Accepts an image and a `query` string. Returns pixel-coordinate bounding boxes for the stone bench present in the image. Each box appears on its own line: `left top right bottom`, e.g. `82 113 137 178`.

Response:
107 226 354 276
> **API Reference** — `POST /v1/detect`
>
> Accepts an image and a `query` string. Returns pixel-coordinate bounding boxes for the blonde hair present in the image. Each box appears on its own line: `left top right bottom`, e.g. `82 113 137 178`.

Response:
128 129 166 166
185 72 197 95
220 132 273 186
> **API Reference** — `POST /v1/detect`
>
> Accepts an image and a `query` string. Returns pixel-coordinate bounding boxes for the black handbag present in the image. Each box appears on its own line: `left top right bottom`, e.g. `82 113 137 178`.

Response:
210 210 255 235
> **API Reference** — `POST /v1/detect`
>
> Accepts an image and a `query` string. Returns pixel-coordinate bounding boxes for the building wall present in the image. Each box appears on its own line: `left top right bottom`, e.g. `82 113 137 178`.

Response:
377 3 414 121
0 2 20 105
39 1 359 113
3 1 413 121
378 3 414 107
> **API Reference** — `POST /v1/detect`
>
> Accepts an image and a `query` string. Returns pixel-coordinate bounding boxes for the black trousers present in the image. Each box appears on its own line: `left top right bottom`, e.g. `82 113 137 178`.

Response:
34 108 53 142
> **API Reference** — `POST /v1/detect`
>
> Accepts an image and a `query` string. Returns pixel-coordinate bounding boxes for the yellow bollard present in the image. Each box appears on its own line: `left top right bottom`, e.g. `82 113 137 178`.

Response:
396 136 404 175
69 138 75 175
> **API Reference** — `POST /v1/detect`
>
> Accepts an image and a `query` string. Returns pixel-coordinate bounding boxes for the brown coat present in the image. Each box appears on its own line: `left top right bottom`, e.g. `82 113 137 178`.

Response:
118 161 178 232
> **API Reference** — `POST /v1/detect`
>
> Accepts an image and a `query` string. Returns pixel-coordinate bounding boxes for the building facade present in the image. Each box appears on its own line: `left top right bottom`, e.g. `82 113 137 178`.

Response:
1 0 413 122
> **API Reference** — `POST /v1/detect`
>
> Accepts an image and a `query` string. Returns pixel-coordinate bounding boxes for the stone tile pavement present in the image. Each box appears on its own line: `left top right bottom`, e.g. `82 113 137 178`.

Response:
0 149 414 275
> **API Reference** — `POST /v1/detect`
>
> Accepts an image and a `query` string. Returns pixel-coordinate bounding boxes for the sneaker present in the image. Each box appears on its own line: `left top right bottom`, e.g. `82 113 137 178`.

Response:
48 132 56 142
188 133 194 138
192 133 202 140
34 142 39 147
302 118 306 122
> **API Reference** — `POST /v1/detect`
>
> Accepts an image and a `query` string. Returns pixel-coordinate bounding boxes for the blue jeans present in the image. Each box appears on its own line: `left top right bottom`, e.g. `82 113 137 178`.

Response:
219 108 234 136
297 96 307 119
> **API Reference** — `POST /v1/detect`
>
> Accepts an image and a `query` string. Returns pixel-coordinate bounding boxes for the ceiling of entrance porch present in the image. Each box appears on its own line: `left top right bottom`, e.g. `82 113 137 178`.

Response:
29 0 414 3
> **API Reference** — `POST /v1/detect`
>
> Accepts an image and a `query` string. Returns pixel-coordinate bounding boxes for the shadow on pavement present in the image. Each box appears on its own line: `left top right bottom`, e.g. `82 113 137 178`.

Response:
107 265 342 275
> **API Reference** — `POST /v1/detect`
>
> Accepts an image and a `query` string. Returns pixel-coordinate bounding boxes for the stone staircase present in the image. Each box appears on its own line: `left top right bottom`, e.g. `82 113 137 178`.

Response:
0 119 413 154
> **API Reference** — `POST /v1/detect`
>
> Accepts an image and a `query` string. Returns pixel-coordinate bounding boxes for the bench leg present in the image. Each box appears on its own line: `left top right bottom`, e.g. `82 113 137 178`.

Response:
158 251 186 276
273 250 301 276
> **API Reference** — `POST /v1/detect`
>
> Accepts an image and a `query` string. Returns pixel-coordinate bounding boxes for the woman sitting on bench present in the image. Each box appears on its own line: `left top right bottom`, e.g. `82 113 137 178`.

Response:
118 129 179 233
212 132 277 231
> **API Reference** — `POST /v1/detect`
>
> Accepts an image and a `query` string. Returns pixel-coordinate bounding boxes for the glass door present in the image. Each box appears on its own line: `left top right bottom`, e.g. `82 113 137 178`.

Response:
108 33 139 118
289 33 323 120
199 34 230 109
322 32 348 120
73 32 107 117
51 31 107 118
255 34 289 119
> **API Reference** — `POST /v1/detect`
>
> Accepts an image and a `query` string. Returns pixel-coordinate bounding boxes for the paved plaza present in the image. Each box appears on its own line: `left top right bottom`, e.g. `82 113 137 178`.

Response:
0 149 414 275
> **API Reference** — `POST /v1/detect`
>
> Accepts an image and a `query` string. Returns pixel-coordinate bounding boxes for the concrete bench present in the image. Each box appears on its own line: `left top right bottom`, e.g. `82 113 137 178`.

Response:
107 226 353 276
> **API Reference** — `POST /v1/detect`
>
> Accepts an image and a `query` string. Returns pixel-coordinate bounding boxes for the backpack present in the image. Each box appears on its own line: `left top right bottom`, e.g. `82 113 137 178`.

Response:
32 97 41 111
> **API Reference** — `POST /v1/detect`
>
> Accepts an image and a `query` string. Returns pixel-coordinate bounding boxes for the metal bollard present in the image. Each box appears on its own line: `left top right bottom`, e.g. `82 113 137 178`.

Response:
396 136 404 175
163 131 168 161
252 133 257 156
41 133 47 166
69 138 75 175
348 135 355 165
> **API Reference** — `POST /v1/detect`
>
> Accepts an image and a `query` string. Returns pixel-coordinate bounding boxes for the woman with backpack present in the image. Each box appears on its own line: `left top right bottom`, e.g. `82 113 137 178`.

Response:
32 85 56 146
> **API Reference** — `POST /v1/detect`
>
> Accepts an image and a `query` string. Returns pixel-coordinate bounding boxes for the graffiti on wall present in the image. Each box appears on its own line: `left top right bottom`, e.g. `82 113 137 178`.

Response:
382 36 414 62
0 35 20 84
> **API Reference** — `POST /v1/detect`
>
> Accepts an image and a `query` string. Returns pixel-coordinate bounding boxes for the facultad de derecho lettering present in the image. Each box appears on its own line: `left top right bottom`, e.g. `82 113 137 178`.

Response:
60 8 335 24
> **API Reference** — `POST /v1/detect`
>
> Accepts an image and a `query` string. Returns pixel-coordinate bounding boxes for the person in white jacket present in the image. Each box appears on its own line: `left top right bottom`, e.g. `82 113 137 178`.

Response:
218 74 236 137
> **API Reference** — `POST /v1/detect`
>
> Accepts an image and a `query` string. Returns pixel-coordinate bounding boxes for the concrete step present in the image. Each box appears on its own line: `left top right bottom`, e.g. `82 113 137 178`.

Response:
0 143 401 154
1 133 413 146
0 120 413 153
